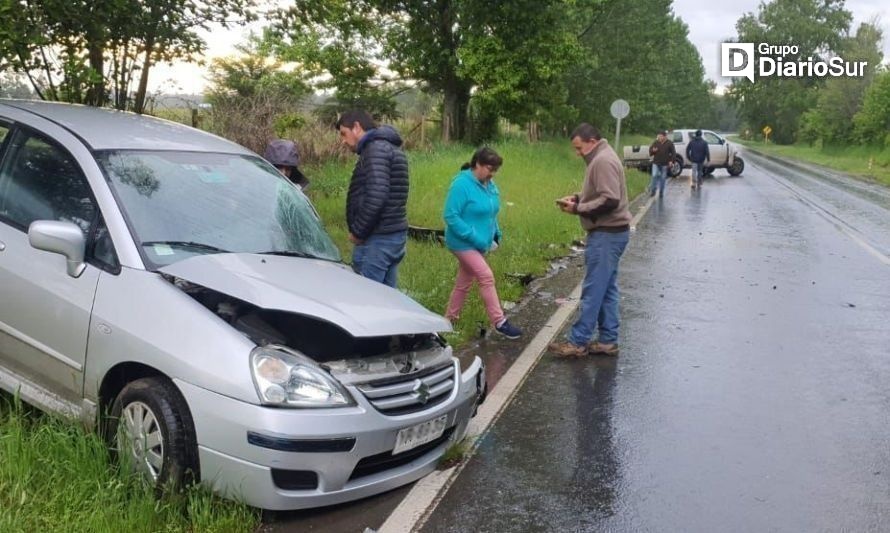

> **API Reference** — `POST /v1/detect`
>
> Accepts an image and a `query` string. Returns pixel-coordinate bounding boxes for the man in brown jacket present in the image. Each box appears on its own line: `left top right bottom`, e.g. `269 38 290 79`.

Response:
549 123 631 358
648 130 675 198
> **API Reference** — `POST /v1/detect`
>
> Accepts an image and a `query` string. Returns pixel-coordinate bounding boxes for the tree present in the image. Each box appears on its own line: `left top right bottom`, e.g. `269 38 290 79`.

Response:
0 0 255 112
205 41 310 154
206 42 309 101
262 2 402 122
564 0 711 137
267 0 588 141
799 22 883 145
458 0 586 138
727 0 852 144
853 69 890 147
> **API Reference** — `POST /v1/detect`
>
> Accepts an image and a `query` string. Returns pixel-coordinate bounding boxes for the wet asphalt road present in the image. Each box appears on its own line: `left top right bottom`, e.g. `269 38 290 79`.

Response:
421 150 890 532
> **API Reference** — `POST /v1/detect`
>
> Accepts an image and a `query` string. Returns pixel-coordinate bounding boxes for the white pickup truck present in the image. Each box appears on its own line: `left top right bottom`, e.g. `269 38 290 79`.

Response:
623 129 745 178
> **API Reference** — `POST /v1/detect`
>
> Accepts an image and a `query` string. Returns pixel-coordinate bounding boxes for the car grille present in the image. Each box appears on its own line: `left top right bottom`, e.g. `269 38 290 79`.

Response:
349 427 455 481
356 363 456 415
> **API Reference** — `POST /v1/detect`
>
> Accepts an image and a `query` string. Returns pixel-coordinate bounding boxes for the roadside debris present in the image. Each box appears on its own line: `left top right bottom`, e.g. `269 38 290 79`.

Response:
408 224 445 244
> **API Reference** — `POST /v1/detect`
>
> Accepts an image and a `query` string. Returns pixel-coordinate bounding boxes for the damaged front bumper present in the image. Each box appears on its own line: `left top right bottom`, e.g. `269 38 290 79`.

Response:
176 355 484 510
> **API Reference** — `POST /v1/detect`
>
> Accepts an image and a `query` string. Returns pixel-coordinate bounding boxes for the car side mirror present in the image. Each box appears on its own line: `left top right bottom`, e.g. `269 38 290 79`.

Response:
719 138 725 145
28 220 87 278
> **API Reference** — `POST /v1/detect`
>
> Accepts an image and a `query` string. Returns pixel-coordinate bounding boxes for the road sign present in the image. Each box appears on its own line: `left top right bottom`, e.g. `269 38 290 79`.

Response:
611 99 630 155
610 99 630 119
763 125 772 143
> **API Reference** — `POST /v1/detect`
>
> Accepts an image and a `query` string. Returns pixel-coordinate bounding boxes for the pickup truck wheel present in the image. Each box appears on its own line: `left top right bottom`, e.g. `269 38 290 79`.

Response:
109 377 199 492
728 157 745 176
669 157 683 178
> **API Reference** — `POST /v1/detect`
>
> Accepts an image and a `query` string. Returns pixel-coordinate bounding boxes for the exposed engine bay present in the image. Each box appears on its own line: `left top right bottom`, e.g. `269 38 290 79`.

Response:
165 275 453 380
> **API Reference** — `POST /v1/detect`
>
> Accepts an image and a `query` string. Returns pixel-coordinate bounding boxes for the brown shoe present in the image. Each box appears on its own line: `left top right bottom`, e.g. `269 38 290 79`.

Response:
588 341 619 356
548 341 588 358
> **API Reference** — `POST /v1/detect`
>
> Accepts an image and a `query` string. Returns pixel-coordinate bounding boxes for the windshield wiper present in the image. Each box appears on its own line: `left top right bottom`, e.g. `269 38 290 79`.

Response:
142 241 232 254
257 250 341 263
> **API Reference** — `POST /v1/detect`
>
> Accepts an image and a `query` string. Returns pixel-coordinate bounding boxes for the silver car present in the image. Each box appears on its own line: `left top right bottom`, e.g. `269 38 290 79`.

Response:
0 100 485 510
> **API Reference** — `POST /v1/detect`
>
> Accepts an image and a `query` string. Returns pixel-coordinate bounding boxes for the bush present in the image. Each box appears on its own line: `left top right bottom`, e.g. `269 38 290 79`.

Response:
853 71 890 147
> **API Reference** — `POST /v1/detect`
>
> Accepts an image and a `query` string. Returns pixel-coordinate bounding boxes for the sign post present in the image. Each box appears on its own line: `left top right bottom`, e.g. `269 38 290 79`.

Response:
610 99 630 156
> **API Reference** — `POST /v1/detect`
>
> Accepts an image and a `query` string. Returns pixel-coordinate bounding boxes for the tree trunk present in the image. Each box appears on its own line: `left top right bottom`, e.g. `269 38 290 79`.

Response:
86 43 106 107
133 38 156 114
442 83 470 142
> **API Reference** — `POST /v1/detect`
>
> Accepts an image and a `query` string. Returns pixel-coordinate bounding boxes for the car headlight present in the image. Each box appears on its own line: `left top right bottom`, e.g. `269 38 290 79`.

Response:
250 345 353 408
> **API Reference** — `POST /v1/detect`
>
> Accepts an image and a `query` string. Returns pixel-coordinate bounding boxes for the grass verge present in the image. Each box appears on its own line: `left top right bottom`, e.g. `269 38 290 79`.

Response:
0 394 260 532
737 138 890 188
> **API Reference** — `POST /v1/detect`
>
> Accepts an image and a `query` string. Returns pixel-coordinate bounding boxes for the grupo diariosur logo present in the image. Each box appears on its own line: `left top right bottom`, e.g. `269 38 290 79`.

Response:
721 43 868 82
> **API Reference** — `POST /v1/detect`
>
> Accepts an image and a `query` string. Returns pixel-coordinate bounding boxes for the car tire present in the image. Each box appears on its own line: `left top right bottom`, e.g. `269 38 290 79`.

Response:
728 157 745 176
109 377 199 492
669 156 683 178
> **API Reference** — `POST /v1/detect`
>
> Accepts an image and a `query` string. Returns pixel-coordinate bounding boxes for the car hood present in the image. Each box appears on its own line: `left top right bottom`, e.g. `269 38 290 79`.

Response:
159 253 451 337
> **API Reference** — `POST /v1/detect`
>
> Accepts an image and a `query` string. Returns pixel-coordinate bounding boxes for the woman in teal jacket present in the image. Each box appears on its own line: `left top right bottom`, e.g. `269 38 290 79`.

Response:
443 147 522 339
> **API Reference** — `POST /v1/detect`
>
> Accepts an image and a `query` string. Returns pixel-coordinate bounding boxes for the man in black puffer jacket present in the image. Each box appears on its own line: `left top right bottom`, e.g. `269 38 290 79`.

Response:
335 110 409 288
685 129 710 190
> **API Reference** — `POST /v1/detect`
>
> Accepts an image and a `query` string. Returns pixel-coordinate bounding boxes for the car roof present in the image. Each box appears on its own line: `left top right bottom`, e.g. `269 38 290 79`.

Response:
0 100 253 155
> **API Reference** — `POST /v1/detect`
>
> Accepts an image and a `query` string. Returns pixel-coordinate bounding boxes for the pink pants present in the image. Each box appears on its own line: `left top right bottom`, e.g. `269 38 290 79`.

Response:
445 250 505 326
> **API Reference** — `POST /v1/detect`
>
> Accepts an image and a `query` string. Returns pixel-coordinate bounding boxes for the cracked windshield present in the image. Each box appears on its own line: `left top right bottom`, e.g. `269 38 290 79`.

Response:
97 151 340 267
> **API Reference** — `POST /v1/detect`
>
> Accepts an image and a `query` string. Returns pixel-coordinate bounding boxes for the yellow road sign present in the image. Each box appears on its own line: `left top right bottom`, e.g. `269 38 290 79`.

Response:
763 125 772 135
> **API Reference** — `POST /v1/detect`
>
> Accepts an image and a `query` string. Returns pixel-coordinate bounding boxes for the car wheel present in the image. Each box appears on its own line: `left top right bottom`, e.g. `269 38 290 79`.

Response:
728 157 745 176
109 377 199 491
669 157 683 178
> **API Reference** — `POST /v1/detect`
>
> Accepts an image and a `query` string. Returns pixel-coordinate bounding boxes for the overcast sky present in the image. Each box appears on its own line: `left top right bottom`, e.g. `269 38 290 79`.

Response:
150 0 890 95
677 0 889 87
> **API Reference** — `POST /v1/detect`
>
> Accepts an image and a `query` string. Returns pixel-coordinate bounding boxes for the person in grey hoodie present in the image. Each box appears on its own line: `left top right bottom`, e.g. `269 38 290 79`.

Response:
335 109 409 288
264 139 310 189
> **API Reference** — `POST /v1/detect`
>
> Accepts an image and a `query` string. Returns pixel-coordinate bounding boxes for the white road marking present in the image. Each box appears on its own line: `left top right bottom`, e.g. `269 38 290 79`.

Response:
746 151 890 266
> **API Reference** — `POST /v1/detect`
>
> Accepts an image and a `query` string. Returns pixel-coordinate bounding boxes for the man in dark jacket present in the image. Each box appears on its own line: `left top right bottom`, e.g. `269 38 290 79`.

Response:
685 129 710 190
335 109 409 288
648 131 675 198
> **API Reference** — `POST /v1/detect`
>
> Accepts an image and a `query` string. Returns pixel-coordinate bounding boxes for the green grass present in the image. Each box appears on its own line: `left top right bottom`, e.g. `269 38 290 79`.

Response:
306 138 648 346
0 395 260 533
737 138 890 188
438 440 471 470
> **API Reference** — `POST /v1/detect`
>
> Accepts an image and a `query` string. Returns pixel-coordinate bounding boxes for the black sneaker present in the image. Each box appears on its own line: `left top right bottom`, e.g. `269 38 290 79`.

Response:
495 320 522 339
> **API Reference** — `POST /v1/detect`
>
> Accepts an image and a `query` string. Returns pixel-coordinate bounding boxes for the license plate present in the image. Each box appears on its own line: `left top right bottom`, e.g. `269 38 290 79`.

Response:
392 415 448 455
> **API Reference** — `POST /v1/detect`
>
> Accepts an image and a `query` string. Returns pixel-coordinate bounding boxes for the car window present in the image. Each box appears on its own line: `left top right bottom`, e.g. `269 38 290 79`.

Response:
0 130 96 234
0 123 9 160
97 150 341 268
703 132 722 144
672 132 683 143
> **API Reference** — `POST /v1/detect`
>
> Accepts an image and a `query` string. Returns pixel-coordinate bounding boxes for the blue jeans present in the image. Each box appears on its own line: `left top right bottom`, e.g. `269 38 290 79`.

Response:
568 230 630 346
650 164 668 197
352 230 407 288
691 162 705 186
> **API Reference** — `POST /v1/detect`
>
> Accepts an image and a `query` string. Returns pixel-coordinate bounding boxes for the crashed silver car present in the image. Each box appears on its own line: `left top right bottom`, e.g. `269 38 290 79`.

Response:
0 100 485 510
